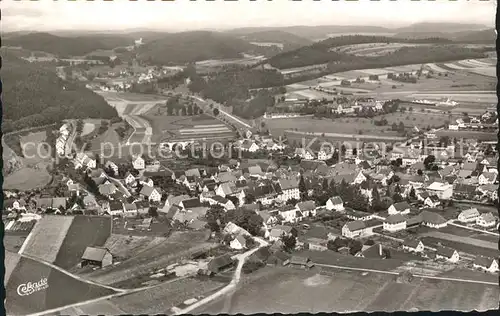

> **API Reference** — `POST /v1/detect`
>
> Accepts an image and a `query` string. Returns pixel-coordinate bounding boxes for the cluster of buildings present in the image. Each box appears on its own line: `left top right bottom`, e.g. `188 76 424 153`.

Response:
448 111 498 131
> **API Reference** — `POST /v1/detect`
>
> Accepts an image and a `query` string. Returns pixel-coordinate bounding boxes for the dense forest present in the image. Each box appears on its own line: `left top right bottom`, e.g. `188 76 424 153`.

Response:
187 68 284 118
268 35 488 69
3 32 132 57
2 53 119 133
136 31 280 65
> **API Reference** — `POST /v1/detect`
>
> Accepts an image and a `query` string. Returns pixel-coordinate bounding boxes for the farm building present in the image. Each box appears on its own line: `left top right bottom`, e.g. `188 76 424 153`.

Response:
473 257 499 273
230 235 247 250
341 219 381 238
140 185 162 202
457 208 480 223
80 247 113 268
285 256 314 269
423 196 441 208
402 239 424 253
207 254 234 275
435 247 459 263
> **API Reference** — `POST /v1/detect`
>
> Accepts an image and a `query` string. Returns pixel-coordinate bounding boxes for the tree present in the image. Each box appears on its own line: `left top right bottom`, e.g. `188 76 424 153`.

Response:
298 175 307 200
349 240 363 255
423 155 436 170
206 205 225 232
281 234 296 253
148 206 158 218
409 187 416 200
213 108 220 116
187 104 193 116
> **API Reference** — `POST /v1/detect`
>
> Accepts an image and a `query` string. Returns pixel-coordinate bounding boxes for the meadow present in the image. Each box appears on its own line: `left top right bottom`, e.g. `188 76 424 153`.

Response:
196 267 498 314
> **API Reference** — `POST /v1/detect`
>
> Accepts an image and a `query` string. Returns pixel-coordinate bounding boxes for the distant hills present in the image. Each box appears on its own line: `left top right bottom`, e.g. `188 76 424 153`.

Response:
3 22 493 63
238 30 313 48
2 32 132 57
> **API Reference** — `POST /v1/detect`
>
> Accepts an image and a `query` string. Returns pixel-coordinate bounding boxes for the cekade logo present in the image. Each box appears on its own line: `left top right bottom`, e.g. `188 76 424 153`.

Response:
17 278 49 296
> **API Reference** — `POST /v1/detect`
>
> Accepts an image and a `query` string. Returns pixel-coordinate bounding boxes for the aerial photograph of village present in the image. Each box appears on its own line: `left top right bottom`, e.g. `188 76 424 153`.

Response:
2 0 498 315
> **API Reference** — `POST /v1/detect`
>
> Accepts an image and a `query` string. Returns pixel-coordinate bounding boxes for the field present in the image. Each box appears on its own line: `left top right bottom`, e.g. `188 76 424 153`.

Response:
21 216 75 263
80 230 216 287
58 277 227 315
4 234 29 253
144 114 235 143
196 267 498 314
111 217 172 237
436 130 497 141
5 251 22 286
420 236 499 259
334 43 430 57
5 255 116 315
266 112 451 138
54 216 111 270
103 234 168 260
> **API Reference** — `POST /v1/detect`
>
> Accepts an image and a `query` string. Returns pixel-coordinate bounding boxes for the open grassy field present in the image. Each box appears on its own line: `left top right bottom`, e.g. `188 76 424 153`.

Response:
4 234 29 253
54 216 111 270
335 43 430 57
6 255 116 315
4 167 53 191
58 277 227 315
22 216 75 263
266 112 450 138
436 130 497 141
5 251 22 286
103 234 168 261
196 266 498 314
81 230 215 287
421 236 499 259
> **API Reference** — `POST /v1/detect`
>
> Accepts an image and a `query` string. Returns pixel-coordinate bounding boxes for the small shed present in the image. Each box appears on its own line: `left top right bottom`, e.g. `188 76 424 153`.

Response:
207 254 234 275
81 247 113 268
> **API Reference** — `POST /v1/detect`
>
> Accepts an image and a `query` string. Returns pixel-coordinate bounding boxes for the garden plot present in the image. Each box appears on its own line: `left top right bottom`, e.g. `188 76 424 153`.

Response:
81 123 96 136
21 216 74 262
425 63 449 73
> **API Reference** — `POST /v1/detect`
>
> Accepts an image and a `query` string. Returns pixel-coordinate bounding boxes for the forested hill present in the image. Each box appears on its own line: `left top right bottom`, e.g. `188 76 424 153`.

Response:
135 31 280 65
2 52 118 132
2 32 132 57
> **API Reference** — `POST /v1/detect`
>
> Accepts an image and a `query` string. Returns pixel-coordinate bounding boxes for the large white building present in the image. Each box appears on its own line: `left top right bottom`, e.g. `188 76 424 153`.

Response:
426 182 453 200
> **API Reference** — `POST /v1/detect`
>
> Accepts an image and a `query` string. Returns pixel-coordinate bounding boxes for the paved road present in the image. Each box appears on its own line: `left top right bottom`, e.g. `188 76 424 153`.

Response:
449 221 499 237
191 96 252 129
172 237 268 315
108 176 132 197
65 120 77 156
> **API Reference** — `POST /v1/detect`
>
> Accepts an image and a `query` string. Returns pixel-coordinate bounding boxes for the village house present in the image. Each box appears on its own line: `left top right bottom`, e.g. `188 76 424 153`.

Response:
387 201 411 215
420 210 448 229
268 225 296 242
478 172 497 185
457 208 481 223
423 195 441 208
139 176 154 187
326 196 344 211
356 243 387 259
123 203 138 217
132 155 145 170
80 247 113 268
140 185 162 202
210 196 236 210
473 257 499 273
425 182 453 200
435 247 459 263
476 212 496 228
216 182 238 198
108 201 124 216
342 220 375 238
278 205 303 223
124 172 136 186
294 148 315 160
402 239 425 253
277 178 300 202
229 235 247 250
383 214 407 232
240 139 259 152
296 200 317 217
161 194 190 214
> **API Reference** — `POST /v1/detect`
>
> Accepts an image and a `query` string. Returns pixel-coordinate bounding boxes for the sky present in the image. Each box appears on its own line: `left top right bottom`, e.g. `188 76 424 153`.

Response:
3 0 497 33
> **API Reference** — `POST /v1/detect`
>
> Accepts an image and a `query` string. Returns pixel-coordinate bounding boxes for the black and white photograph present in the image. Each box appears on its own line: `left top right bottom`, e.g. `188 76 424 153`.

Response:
2 0 498 315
